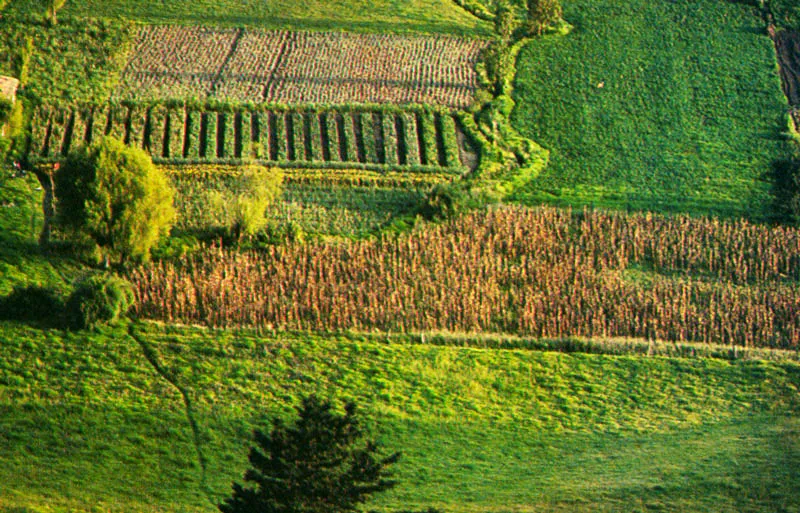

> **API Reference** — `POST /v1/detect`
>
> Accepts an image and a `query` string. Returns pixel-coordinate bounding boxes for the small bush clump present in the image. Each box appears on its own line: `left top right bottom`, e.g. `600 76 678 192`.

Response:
66 274 135 330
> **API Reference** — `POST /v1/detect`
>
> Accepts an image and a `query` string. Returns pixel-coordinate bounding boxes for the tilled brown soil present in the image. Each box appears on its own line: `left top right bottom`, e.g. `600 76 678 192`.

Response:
774 28 800 127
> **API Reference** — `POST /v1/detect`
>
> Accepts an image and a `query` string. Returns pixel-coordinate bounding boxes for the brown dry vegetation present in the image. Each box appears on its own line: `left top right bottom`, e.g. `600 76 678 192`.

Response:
114 26 488 107
129 206 800 348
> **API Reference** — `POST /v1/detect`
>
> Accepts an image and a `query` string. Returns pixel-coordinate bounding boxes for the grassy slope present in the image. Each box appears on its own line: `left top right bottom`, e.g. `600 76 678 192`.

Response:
0 17 135 104
0 322 799 512
3 0 491 36
0 174 81 296
510 0 790 220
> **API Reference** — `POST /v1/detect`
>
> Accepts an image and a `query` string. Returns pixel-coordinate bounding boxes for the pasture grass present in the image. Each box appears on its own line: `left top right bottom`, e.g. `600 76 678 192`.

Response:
2 0 491 37
0 172 81 297
0 16 134 104
510 0 791 220
0 321 798 512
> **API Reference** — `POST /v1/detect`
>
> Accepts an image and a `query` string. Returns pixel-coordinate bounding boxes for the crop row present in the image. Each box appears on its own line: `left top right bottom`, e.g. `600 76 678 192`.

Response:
129 206 800 348
114 26 488 108
28 103 466 173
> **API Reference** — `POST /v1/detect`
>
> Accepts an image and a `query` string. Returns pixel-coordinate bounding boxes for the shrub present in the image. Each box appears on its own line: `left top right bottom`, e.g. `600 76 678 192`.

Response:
526 0 563 35
66 274 135 330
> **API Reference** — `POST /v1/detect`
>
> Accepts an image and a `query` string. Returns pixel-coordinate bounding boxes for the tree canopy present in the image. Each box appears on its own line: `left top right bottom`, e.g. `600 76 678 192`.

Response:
219 395 399 513
55 136 175 265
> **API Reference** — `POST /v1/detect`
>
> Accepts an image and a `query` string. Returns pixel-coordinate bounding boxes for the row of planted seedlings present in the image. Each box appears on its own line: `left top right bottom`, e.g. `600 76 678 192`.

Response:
27 102 465 173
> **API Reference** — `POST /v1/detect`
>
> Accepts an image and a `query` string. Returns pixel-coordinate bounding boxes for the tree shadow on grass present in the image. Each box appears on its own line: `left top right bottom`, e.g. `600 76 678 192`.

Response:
0 285 66 329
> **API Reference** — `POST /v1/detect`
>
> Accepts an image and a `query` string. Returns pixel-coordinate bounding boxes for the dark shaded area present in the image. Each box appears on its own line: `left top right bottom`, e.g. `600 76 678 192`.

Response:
415 112 428 165
268 112 278 161
0 285 65 328
373 112 386 164
198 112 208 158
352 113 366 163
774 29 800 128
335 113 347 161
302 112 313 161
771 158 800 224
396 114 408 165
319 113 331 161
286 113 296 160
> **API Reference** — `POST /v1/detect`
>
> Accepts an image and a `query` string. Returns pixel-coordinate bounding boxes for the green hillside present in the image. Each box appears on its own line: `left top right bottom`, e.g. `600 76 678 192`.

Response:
1 322 798 513
2 0 491 36
510 0 791 219
1 0 799 511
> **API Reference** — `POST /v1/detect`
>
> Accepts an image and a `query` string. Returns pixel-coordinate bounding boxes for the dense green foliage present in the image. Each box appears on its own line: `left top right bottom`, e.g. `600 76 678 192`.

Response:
0 322 798 512
2 0 491 36
65 274 135 330
169 166 430 239
55 137 175 264
219 395 399 513
510 0 790 219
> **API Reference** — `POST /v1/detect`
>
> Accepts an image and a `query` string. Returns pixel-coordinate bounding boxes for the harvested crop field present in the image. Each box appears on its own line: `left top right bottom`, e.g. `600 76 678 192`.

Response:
114 26 488 107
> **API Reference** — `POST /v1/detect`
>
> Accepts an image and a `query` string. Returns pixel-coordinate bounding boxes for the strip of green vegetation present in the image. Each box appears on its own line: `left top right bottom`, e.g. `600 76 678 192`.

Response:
1 321 798 512
267 184 426 238
2 0 491 37
510 0 790 220
0 16 134 104
0 174 80 296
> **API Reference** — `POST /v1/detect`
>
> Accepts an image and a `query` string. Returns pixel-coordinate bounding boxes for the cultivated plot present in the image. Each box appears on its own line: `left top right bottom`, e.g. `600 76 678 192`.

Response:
113 26 489 108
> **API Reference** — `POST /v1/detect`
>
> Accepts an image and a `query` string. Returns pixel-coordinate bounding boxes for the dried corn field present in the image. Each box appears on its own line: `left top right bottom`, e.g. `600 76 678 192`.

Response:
129 206 800 348
113 26 488 107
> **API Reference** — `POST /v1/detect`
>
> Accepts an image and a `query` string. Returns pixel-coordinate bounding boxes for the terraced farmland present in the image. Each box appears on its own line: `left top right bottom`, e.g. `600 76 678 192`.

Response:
114 26 488 107
29 103 466 173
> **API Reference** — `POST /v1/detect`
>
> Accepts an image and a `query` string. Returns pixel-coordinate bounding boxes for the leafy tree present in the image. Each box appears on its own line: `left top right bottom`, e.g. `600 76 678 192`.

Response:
526 0 562 35
55 136 175 266
219 395 399 513
231 165 283 241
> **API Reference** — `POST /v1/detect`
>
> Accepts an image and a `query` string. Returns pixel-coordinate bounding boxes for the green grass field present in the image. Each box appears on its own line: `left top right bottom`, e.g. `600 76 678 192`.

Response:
2 0 800 511
0 173 81 297
510 0 791 220
0 321 798 513
2 0 491 36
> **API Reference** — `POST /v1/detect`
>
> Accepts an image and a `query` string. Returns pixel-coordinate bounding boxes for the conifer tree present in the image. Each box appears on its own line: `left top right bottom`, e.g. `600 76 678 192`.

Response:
219 395 399 513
